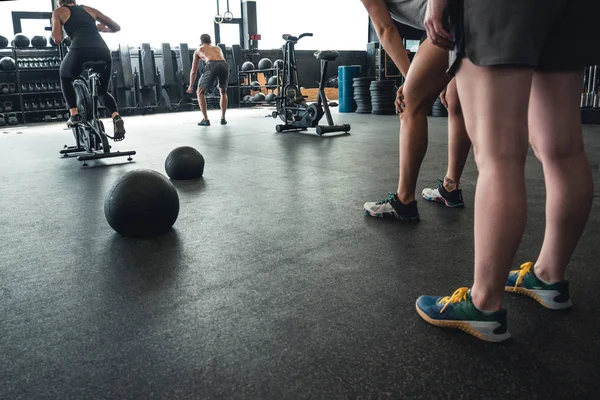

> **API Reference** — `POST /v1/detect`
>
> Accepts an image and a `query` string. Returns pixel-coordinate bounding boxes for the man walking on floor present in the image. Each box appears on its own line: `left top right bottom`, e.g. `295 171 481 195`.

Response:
187 34 230 126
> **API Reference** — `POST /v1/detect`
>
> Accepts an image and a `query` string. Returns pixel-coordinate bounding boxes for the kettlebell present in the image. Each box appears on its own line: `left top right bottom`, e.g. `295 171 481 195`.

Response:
54 81 61 91
1 84 9 94
27 83 35 92
44 114 52 122
53 99 61 109
8 83 15 93
38 99 46 110
31 101 39 111
46 99 53 109
24 102 31 111
40 81 48 91
21 83 29 93
8 112 18 125
35 82 42 92
0 113 5 127
3 101 13 112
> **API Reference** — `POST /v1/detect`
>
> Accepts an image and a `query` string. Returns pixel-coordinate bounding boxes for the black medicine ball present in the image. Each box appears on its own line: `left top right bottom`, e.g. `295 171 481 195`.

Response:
165 146 205 180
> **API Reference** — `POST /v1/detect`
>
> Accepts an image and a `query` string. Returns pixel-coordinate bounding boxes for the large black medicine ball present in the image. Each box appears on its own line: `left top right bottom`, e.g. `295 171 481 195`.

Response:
104 169 180 237
0 57 16 71
258 58 272 70
0 35 9 48
241 61 255 72
13 33 30 48
31 35 47 48
165 146 205 180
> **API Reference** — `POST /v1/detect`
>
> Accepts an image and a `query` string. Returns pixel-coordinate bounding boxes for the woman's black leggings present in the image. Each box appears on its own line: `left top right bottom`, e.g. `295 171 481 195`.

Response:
60 47 118 115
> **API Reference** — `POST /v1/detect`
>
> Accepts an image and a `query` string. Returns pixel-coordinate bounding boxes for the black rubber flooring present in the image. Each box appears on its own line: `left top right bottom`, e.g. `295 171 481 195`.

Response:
1 109 600 399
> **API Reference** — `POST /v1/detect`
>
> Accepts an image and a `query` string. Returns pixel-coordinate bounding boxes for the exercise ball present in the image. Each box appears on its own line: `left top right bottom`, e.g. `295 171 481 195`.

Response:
254 92 266 102
104 169 180 237
258 58 272 70
274 59 284 69
0 57 15 71
241 61 255 72
0 35 8 48
165 146 205 180
13 34 30 48
31 35 47 48
250 80 261 91
265 93 275 103
267 76 278 89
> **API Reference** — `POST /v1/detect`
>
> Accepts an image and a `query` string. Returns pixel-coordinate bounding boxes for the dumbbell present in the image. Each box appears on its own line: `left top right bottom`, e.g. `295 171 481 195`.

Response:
3 101 13 112
8 83 15 93
8 113 19 125
1 84 9 94
0 114 5 127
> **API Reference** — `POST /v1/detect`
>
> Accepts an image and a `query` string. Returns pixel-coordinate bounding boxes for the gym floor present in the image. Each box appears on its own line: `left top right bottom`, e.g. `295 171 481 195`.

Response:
2 109 600 399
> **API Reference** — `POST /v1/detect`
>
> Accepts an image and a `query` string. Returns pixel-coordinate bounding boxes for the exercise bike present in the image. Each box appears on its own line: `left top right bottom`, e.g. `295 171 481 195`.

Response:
59 61 136 166
272 33 351 136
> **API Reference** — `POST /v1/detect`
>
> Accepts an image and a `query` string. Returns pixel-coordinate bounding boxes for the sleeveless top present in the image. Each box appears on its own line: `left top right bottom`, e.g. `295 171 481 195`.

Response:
385 0 427 30
63 5 107 50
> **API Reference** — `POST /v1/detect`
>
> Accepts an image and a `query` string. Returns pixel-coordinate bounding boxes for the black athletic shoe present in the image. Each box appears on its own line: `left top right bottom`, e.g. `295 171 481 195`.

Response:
422 179 465 208
363 192 420 220
66 114 82 127
113 115 126 141
220 118 227 125
198 119 210 126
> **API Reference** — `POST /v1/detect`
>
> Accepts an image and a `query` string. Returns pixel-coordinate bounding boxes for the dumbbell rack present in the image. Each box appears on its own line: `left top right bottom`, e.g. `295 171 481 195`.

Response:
581 64 600 125
238 67 280 107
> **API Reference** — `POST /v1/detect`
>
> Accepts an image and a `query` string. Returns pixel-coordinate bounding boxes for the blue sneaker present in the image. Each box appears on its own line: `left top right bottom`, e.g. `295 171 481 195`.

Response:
416 287 511 342
505 262 572 310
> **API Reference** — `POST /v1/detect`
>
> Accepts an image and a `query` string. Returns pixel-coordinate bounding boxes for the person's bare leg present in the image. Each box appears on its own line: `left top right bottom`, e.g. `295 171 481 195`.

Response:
528 70 593 283
396 39 452 204
197 88 208 121
219 88 228 121
443 78 471 191
456 59 533 312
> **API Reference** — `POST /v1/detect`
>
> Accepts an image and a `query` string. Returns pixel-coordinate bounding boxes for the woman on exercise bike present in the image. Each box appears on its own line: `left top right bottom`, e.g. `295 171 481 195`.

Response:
52 0 126 140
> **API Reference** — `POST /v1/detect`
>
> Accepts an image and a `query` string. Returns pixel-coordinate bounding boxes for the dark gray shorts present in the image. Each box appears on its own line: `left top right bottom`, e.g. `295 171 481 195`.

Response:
449 0 600 74
198 60 230 90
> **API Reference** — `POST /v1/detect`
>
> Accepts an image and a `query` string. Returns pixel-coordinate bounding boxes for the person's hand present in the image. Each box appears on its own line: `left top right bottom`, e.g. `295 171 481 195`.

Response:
96 22 109 32
186 86 194 94
439 86 448 108
395 85 406 113
424 0 454 50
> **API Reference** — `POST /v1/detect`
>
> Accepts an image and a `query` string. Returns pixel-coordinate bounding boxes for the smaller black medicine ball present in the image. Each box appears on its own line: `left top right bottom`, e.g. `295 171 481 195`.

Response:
104 169 180 237
165 146 205 180
0 57 16 71
241 61 255 72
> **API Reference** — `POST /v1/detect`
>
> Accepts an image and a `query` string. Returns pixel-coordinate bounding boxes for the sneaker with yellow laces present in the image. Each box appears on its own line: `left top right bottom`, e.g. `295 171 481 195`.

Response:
415 287 511 342
505 262 572 310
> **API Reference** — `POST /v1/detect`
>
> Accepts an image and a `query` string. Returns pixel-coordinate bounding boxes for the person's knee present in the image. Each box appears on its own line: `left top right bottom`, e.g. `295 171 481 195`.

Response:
219 88 227 96
530 137 585 162
197 88 206 96
400 83 437 119
446 90 462 117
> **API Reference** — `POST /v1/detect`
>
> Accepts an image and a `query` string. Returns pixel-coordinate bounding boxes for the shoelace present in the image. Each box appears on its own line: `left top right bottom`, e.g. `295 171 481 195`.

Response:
376 192 396 205
509 262 534 289
438 287 470 313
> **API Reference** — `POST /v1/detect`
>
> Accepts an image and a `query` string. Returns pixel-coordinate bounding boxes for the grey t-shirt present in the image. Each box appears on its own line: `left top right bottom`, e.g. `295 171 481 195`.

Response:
385 0 427 30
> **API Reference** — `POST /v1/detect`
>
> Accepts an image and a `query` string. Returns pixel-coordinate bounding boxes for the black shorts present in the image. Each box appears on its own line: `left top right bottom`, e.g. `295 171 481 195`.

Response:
198 60 230 90
448 0 600 74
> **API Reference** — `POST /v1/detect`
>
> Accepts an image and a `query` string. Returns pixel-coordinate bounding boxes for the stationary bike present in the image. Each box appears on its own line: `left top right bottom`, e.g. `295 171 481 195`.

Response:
272 33 351 135
59 61 136 166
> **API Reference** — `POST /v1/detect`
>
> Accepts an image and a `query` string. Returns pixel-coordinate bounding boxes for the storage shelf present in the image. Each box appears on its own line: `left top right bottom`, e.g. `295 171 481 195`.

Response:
22 91 62 95
17 67 60 72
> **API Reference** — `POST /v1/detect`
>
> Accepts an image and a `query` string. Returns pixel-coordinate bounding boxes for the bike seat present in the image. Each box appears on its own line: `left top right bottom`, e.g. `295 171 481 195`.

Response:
282 34 297 42
314 50 340 61
82 61 107 70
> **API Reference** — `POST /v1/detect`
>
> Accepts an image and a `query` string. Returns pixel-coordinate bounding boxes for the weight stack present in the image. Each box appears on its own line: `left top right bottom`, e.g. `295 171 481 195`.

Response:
338 65 362 113
370 80 396 115
353 77 374 114
431 97 448 117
